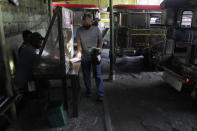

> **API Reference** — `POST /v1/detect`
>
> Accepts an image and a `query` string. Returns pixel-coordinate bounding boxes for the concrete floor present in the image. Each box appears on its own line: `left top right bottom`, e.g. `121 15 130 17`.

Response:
102 50 197 131
6 49 197 131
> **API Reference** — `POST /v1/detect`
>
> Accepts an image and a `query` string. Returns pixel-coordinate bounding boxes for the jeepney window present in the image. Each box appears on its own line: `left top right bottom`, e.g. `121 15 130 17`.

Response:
74 11 84 26
150 15 161 24
181 11 193 28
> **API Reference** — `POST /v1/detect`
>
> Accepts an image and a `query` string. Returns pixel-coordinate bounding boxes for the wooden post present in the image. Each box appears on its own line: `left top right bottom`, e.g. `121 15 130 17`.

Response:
0 7 16 120
58 7 65 72
109 0 115 81
48 0 52 20
58 7 68 110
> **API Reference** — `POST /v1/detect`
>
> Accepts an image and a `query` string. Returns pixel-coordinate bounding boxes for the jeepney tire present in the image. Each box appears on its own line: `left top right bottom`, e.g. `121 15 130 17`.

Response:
155 66 163 71
143 55 148 68
114 56 116 64
180 84 193 98
190 89 197 99
143 53 154 70
109 53 117 64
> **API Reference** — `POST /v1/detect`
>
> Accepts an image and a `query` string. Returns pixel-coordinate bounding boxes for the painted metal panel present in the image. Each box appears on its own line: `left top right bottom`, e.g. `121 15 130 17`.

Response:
163 71 183 92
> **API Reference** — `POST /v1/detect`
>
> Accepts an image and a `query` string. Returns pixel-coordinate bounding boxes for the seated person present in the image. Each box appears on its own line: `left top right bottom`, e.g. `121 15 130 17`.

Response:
15 32 44 93
18 30 32 55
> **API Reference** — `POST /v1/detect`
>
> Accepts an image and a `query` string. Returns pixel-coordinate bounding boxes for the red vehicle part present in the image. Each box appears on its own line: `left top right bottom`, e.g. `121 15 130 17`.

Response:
113 5 161 10
52 4 99 9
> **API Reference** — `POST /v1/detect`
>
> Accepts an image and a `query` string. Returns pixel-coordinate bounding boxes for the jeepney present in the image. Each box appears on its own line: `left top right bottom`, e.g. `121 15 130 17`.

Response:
160 0 197 98
114 5 166 67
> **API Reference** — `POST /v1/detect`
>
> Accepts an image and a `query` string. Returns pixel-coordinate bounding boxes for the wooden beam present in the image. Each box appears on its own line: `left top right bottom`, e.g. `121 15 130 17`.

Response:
0 7 16 120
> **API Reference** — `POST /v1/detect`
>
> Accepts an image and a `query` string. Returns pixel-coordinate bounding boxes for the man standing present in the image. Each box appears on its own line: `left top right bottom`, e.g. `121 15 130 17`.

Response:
76 14 104 101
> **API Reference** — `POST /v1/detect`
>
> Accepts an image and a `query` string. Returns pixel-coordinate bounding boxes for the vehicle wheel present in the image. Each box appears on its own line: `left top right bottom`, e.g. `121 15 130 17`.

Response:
180 84 193 98
114 56 116 64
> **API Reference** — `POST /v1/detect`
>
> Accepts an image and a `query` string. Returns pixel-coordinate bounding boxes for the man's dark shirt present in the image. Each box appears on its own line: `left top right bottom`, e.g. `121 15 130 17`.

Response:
18 42 26 55
15 44 37 88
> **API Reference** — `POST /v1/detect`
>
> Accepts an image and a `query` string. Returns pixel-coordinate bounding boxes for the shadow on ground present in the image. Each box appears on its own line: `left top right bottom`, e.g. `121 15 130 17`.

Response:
101 50 197 131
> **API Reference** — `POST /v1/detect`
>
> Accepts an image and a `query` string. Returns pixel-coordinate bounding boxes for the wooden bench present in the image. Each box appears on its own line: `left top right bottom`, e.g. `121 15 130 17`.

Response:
33 62 81 117
0 96 18 123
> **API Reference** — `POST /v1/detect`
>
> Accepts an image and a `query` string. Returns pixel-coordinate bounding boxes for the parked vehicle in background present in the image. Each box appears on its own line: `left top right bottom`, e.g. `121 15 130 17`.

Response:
160 0 197 98
113 4 166 67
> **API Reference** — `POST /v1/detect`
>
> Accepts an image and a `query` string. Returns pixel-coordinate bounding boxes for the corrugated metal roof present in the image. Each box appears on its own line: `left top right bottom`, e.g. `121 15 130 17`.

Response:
160 0 197 9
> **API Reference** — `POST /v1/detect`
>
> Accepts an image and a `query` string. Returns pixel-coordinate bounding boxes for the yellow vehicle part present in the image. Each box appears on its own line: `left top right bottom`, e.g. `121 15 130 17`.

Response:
133 29 165 35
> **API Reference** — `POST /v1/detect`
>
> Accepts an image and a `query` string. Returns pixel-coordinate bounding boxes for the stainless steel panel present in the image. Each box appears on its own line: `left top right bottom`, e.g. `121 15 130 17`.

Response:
163 71 183 92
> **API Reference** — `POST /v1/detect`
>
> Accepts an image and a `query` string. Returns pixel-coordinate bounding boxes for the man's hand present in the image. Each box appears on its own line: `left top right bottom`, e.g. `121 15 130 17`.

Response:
98 48 102 54
76 40 82 58
75 52 81 58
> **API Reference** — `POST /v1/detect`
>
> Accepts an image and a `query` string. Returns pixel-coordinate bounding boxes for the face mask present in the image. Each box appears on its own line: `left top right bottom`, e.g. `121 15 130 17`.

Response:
83 24 91 29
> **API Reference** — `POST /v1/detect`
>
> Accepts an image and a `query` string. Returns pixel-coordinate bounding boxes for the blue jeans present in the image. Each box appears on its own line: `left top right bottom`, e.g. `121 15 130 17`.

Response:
81 60 104 96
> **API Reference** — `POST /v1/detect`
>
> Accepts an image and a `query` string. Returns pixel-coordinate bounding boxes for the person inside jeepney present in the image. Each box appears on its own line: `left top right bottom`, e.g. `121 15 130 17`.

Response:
15 32 44 94
76 13 104 101
92 18 99 26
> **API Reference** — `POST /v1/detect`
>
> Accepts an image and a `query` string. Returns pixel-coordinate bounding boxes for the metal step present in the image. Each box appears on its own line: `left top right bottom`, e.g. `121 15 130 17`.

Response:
162 66 185 92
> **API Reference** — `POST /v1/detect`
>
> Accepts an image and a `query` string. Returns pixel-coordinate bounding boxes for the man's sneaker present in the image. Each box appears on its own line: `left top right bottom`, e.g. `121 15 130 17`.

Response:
96 96 104 102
